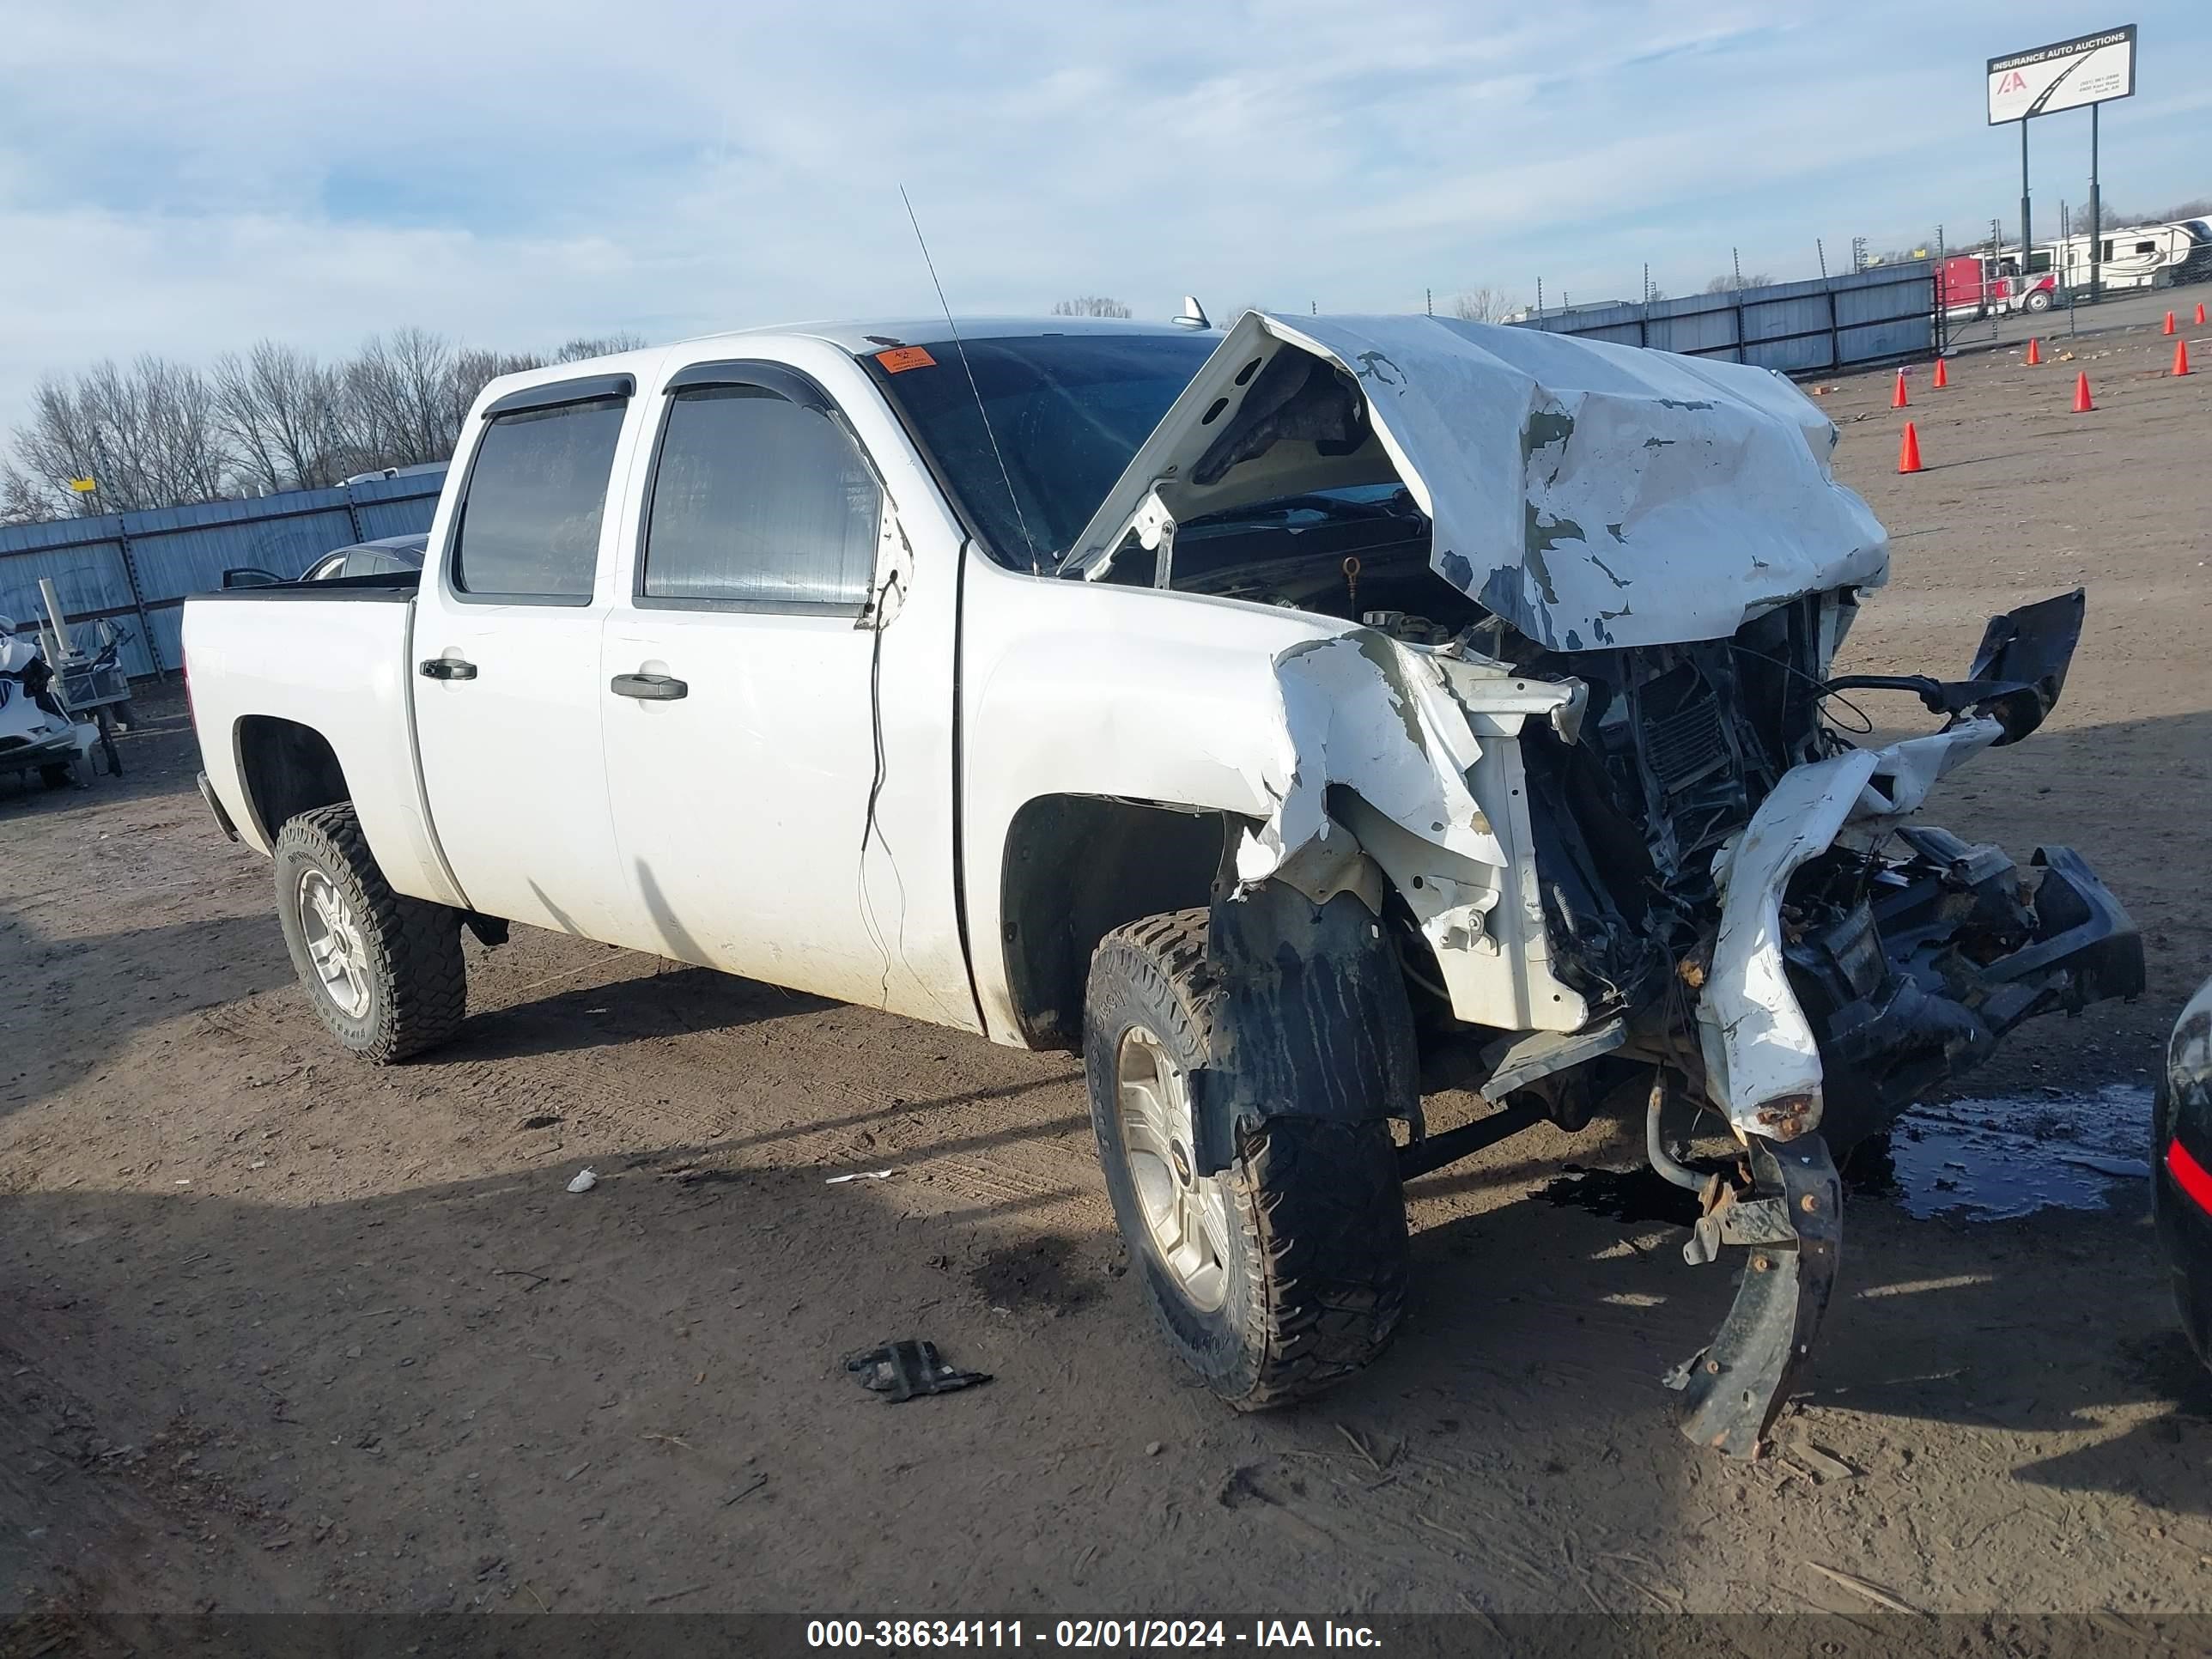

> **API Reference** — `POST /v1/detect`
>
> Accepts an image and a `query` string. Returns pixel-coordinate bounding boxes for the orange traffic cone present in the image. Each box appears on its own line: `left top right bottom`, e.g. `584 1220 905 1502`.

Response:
1897 422 1923 473
1932 356 1949 389
2025 337 2042 366
2165 311 2177 335
2197 301 2207 326
2175 339 2193 376
1892 369 1909 408
2072 372 2094 412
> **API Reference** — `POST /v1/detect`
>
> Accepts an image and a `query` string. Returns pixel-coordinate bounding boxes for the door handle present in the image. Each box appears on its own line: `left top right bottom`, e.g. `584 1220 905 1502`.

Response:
611 672 688 701
419 658 477 681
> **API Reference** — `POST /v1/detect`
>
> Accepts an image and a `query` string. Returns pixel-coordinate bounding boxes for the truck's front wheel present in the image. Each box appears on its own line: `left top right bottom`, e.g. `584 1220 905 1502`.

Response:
1085 910 1408 1408
273 804 466 1062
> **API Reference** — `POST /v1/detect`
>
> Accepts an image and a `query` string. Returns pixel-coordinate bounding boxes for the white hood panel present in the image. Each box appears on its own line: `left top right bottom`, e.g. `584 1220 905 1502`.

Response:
1067 313 1891 652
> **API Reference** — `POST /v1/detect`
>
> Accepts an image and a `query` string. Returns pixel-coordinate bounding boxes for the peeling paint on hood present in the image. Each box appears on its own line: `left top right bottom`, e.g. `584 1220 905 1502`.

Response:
1064 312 1891 652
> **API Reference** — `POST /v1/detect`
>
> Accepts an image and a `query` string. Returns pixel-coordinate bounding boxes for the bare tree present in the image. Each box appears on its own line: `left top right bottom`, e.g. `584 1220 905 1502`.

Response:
337 328 459 471
3 325 672 526
1449 287 1516 323
1703 272 1771 293
441 347 549 442
554 332 647 362
0 463 53 526
1050 296 1133 319
2097 198 2211 228
11 356 228 514
212 342 349 493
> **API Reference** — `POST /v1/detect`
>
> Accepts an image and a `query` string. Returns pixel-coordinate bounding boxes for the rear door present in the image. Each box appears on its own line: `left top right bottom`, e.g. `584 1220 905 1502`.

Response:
597 353 974 1024
411 373 642 940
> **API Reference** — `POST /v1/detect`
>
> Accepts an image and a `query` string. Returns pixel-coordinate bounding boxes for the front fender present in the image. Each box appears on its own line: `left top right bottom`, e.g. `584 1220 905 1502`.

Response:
960 558 1589 1045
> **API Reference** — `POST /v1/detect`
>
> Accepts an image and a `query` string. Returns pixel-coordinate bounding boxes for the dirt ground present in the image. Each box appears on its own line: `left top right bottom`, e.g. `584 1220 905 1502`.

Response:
3 313 2209 1635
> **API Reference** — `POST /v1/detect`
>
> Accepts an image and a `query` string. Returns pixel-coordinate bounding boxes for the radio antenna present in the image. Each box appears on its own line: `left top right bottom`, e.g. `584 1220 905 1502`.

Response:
899 185 1041 574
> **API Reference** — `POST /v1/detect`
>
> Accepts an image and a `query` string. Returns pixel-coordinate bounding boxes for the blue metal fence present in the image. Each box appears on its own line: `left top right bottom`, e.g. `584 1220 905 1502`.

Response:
0 468 446 678
1511 263 1936 374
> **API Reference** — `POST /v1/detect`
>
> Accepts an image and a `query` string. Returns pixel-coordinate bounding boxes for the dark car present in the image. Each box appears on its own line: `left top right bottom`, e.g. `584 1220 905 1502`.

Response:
222 532 428 588
2155 975 2212 1367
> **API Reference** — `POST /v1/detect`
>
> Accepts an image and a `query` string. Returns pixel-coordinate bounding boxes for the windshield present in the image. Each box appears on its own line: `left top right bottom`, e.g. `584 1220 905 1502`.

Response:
862 331 1215 570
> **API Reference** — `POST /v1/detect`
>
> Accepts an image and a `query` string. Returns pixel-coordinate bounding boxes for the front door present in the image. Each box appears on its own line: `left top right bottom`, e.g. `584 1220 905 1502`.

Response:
599 359 973 1026
411 378 641 941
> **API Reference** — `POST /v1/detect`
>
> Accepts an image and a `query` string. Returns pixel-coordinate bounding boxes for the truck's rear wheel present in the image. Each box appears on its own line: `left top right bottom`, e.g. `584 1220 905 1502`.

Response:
273 803 465 1062
1085 909 1408 1408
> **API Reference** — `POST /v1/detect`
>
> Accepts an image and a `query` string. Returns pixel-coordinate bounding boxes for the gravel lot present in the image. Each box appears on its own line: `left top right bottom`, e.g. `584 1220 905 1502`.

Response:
3 312 2209 1636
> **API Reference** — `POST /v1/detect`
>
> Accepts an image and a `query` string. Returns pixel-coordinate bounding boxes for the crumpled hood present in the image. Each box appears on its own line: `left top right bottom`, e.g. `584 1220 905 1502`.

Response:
1064 311 1891 652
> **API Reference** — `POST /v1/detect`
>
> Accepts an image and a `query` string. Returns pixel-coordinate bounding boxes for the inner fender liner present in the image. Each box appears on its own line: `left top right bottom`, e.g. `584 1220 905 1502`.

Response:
1188 884 1418 1178
1665 1133 1841 1456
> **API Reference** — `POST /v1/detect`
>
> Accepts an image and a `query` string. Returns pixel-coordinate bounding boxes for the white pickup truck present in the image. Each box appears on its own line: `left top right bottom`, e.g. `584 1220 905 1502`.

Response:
186 312 2142 1454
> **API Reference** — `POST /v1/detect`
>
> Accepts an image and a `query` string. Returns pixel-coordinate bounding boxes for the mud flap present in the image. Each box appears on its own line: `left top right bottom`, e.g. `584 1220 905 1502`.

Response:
1188 884 1418 1179
1664 1134 1841 1456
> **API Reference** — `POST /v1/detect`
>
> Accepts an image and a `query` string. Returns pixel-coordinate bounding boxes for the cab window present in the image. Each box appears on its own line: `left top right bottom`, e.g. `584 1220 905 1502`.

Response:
451 398 628 603
639 386 880 611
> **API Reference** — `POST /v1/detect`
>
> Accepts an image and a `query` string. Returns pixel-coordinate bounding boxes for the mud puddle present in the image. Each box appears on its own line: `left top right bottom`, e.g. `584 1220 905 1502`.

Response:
1539 1084 2154 1229
1860 1083 2154 1220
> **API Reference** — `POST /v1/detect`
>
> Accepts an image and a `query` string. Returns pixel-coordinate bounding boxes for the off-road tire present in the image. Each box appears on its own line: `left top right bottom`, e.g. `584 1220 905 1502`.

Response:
1085 908 1409 1408
273 803 465 1062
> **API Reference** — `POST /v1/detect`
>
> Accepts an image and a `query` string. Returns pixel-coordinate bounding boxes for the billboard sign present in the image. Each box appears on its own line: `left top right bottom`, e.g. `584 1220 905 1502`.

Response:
1988 25 2137 124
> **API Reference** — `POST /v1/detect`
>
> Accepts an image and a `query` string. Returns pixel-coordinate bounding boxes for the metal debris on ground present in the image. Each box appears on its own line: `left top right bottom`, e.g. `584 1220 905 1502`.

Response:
565 1168 599 1194
844 1339 991 1402
823 1170 896 1184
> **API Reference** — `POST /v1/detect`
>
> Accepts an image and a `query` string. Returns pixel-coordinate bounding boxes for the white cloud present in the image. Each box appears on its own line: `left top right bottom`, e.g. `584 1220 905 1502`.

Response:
3 0 2208 435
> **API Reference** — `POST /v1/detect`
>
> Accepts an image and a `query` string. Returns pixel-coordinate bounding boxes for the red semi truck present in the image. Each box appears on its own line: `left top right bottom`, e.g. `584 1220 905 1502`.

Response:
1936 252 2057 320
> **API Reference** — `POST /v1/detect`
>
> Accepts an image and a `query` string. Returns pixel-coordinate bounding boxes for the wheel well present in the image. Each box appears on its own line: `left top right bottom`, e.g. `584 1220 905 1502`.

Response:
1000 795 1233 1049
235 716 349 842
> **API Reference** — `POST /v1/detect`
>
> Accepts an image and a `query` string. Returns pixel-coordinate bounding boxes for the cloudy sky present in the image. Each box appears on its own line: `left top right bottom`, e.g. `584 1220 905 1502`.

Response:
3 2 2208 434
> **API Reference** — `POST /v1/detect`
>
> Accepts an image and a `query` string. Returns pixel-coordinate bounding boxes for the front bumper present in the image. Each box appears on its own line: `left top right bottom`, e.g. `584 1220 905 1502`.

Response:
1696 727 2144 1148
1791 834 2143 1149
1669 819 2142 1455
1669 590 2141 1455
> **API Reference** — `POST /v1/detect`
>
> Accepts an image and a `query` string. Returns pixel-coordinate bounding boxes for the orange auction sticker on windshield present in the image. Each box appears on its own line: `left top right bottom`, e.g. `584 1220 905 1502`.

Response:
875 346 937 373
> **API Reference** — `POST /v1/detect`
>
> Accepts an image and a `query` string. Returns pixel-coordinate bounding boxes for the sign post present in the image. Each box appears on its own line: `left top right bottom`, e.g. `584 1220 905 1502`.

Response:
1987 26 2137 306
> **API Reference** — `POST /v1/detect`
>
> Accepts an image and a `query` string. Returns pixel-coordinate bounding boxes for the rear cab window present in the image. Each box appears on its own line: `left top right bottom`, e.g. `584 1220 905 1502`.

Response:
450 383 631 604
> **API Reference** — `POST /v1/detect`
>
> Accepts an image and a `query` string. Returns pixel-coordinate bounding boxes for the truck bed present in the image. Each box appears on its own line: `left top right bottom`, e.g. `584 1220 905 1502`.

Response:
182 579 465 909
196 570 423 601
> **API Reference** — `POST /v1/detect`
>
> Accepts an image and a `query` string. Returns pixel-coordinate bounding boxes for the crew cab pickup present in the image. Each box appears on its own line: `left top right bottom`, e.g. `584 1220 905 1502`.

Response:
186 313 2143 1455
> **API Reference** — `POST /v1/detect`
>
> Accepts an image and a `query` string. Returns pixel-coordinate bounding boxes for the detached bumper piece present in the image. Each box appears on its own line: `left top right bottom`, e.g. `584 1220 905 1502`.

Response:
1786 830 2144 1151
1664 1133 1840 1456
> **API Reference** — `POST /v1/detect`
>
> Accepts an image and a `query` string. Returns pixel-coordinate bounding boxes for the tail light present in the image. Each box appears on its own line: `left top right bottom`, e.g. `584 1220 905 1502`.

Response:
2168 1137 2212 1217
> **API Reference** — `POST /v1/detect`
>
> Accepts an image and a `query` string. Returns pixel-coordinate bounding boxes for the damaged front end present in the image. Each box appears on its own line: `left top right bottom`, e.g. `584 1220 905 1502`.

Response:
1513 586 2142 1451
1065 311 2142 1455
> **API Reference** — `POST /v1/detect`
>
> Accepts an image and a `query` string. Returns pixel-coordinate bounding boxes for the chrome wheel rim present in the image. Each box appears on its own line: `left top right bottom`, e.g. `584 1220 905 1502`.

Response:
297 869 371 1020
1114 1025 1231 1312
